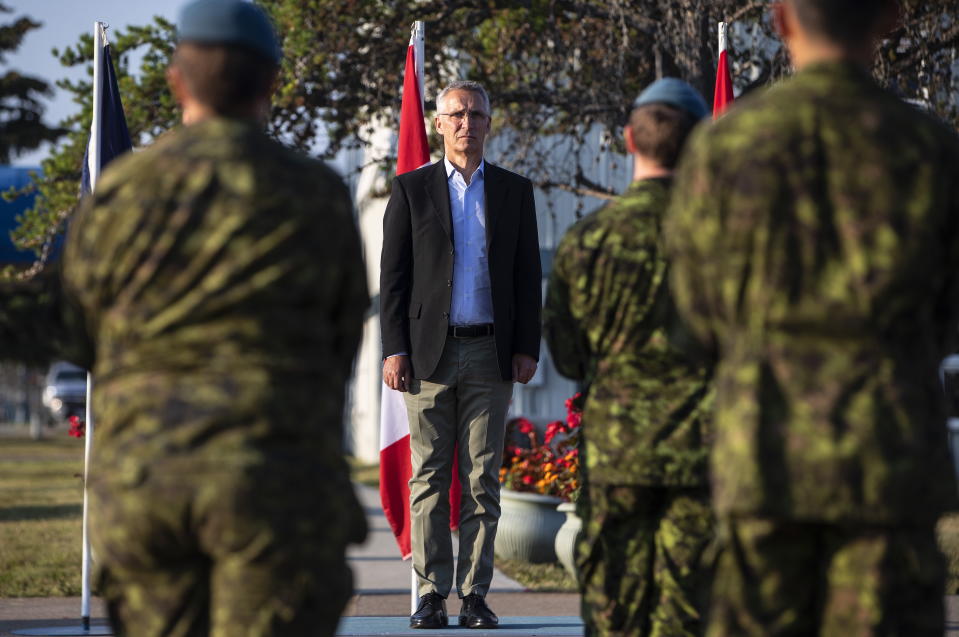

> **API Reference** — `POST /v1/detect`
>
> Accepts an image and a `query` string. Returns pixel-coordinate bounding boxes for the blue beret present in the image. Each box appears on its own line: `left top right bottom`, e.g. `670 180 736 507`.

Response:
177 0 281 64
632 78 709 120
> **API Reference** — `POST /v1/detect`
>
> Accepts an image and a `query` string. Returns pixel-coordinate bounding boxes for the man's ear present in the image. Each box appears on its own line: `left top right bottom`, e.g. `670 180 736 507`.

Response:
623 124 637 155
433 115 443 135
166 64 187 106
772 2 792 41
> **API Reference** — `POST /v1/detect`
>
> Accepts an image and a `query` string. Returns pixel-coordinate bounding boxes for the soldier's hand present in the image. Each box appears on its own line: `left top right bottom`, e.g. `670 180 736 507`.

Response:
512 354 537 384
383 355 412 392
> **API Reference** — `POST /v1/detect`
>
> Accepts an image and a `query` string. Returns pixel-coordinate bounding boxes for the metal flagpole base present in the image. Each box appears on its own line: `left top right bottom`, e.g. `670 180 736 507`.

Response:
11 627 111 636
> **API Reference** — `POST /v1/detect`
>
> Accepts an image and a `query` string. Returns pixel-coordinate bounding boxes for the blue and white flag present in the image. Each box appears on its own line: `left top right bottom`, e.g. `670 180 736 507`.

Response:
80 25 132 196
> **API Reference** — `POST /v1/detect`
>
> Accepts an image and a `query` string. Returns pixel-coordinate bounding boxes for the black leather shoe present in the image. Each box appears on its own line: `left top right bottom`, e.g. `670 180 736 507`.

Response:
458 593 498 629
410 592 448 629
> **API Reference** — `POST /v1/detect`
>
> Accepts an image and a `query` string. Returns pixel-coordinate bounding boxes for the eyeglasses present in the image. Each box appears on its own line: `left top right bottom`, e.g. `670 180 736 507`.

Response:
438 109 490 123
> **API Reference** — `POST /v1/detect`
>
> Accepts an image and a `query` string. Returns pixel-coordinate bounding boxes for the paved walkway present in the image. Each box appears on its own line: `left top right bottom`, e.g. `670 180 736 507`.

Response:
6 481 959 634
0 484 581 636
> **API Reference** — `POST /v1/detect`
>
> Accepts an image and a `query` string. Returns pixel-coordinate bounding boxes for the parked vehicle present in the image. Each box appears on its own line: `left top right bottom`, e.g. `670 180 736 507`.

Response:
41 362 87 424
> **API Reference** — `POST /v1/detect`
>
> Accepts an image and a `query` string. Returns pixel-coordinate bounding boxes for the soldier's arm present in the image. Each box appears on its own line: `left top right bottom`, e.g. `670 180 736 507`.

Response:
665 128 723 357
543 238 590 382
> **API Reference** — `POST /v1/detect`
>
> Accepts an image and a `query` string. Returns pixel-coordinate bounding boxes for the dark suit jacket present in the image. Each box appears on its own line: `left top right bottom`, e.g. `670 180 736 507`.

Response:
380 160 542 381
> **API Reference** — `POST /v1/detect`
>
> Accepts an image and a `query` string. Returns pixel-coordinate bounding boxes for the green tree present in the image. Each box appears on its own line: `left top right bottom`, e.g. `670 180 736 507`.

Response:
0 3 62 163
9 18 177 264
9 0 959 267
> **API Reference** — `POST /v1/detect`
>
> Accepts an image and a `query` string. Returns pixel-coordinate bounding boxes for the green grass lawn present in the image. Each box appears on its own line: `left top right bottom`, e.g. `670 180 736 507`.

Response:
495 557 577 592
3 432 959 597
0 434 86 597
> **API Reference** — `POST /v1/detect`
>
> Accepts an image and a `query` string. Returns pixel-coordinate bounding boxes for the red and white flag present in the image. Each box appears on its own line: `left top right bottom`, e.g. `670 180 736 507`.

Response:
713 22 734 118
379 22 461 559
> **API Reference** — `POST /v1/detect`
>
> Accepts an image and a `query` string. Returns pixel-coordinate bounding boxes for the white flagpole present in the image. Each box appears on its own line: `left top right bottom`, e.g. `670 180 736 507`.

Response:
409 19 424 617
413 21 425 112
718 21 727 57
80 21 106 632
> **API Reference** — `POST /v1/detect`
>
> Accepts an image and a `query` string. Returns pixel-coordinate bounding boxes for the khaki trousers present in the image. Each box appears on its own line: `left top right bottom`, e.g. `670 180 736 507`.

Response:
404 334 513 598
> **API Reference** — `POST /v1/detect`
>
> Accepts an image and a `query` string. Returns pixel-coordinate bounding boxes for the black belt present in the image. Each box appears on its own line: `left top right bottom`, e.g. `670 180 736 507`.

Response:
448 324 494 338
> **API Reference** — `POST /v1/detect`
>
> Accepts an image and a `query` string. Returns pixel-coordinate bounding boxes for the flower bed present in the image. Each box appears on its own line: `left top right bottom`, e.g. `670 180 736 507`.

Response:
500 393 582 502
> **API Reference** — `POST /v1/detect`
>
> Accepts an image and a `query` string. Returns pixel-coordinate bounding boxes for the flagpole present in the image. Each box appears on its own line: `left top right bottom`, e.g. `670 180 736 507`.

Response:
713 21 734 118
80 21 106 633
409 19 424 618
413 21 424 113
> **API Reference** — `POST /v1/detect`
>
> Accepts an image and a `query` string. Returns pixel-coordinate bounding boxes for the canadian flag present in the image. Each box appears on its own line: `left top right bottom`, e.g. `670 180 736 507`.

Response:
713 22 734 118
379 22 461 558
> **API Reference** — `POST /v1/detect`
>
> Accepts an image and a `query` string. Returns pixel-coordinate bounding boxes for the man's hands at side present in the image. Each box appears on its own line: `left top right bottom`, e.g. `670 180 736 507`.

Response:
383 354 412 392
512 354 537 384
387 352 536 388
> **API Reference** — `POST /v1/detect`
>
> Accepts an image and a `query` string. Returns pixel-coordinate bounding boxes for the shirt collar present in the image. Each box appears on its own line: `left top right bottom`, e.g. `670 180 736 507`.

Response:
444 156 485 181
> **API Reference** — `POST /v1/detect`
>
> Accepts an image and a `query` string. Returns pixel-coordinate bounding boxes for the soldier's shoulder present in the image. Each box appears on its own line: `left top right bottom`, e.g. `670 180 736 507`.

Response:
93 131 181 194
559 190 657 253
275 143 349 192
888 97 959 157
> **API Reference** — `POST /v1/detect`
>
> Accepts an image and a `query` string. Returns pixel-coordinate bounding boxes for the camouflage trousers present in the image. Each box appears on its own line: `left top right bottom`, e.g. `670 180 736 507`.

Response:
89 446 365 637
707 517 945 637
576 484 714 637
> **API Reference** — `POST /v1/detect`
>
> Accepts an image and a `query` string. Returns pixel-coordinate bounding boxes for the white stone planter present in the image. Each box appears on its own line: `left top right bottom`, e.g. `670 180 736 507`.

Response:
554 501 581 578
494 488 564 563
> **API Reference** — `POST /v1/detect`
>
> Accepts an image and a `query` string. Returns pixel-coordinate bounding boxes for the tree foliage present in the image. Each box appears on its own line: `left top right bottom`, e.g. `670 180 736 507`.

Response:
8 19 177 265
0 3 63 164
10 0 959 265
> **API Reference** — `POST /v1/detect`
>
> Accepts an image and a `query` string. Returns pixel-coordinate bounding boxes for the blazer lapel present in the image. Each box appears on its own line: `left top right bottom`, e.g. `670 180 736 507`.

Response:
483 162 509 249
424 161 453 242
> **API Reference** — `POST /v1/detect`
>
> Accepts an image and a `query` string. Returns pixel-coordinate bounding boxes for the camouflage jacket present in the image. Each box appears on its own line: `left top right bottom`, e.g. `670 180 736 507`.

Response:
0 119 368 523
544 178 713 486
666 61 959 524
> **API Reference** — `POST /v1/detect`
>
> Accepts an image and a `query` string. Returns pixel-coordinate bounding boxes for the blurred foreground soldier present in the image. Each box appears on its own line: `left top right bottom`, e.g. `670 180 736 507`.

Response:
544 79 714 637
0 0 368 635
666 0 959 635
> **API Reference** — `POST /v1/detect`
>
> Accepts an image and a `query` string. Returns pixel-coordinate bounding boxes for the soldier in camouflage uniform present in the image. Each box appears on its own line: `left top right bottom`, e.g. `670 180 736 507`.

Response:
665 1 959 635
544 79 715 637
0 1 368 635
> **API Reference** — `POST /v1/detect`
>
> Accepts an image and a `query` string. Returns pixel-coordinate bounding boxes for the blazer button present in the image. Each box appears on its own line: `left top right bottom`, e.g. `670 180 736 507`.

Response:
447 280 452 287
443 312 449 318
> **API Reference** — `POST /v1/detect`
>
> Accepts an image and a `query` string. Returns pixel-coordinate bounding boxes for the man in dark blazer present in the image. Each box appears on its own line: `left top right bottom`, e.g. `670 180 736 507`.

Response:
380 80 541 630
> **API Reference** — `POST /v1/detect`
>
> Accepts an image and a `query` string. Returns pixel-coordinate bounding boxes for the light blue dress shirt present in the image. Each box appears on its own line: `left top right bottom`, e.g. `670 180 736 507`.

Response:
445 157 494 326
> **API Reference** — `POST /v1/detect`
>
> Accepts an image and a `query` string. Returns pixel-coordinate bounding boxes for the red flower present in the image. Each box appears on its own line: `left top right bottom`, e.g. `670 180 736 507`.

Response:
543 420 565 444
500 394 582 502
68 415 85 438
516 418 535 435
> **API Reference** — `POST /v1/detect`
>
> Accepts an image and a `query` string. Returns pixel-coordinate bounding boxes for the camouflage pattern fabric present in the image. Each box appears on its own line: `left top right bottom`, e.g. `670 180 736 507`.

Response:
544 178 714 486
707 517 945 637
91 447 357 637
576 484 714 637
0 117 369 636
666 61 959 525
